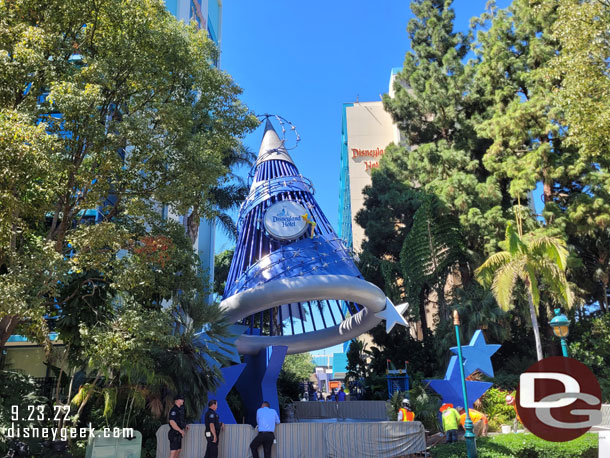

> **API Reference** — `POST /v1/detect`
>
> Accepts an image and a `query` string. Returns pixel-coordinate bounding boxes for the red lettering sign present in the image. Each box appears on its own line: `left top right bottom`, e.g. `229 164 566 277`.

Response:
351 148 385 159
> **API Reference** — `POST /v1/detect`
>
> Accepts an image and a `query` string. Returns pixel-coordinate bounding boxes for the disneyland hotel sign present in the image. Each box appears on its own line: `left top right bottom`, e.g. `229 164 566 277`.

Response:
351 147 385 171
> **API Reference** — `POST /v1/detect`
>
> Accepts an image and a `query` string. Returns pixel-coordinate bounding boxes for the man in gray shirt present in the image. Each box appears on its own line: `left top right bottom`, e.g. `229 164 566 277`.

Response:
249 401 280 458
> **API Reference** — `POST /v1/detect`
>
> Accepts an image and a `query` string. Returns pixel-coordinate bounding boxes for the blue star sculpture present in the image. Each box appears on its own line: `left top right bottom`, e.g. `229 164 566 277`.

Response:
450 329 501 378
425 356 493 409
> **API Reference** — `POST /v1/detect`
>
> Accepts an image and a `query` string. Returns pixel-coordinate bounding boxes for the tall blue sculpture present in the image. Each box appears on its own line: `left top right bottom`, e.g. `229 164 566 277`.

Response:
215 117 408 423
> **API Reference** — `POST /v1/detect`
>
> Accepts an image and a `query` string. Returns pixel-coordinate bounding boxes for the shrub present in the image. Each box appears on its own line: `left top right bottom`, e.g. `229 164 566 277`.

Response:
0 371 48 454
387 386 441 433
478 387 518 432
430 433 598 458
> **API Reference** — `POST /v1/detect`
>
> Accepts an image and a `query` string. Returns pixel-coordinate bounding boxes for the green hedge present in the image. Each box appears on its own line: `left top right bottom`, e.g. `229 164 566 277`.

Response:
430 433 598 458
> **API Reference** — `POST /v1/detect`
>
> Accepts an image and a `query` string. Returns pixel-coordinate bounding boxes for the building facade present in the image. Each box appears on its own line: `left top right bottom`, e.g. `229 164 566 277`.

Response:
164 0 222 48
338 69 401 253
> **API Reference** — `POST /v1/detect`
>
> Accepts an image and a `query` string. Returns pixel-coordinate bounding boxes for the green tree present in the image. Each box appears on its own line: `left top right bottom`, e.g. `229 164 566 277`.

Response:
544 0 610 310
214 249 235 299
345 339 372 384
282 353 314 381
546 0 610 230
474 0 610 313
569 312 610 401
0 0 257 349
277 353 314 402
475 222 573 361
473 0 562 209
383 0 508 260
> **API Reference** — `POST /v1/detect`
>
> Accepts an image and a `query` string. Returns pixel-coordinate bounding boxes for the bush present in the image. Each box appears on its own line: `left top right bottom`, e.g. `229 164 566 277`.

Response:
0 371 49 454
430 433 598 458
478 387 518 432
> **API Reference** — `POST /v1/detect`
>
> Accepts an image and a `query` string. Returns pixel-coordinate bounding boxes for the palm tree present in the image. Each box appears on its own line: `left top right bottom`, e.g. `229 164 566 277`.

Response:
475 222 573 361
186 144 255 244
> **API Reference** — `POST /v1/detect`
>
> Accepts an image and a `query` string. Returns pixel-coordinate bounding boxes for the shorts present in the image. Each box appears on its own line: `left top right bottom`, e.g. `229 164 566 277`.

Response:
168 429 182 450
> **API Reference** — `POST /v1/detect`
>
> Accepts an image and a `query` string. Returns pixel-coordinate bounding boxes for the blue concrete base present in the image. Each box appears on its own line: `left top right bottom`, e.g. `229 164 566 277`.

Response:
204 363 246 424
235 345 287 426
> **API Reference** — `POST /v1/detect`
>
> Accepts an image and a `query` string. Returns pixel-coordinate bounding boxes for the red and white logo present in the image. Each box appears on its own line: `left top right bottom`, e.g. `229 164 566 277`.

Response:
516 356 602 442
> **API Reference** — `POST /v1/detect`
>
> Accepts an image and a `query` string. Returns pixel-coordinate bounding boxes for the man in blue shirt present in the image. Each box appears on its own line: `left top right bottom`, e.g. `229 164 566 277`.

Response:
249 401 280 458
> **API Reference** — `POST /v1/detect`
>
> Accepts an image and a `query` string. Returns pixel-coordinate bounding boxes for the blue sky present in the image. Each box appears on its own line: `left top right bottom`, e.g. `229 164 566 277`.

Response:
215 0 512 254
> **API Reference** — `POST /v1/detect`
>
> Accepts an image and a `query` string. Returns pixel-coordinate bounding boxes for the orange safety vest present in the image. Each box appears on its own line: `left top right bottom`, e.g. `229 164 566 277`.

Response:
399 408 414 422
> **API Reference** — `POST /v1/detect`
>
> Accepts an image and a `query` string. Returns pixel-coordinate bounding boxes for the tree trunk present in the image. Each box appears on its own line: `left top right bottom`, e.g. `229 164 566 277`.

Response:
0 315 21 351
418 288 429 338
186 206 200 245
527 293 544 361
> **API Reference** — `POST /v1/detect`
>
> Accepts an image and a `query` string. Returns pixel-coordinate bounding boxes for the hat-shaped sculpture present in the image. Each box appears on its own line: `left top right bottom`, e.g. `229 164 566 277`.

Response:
221 119 407 355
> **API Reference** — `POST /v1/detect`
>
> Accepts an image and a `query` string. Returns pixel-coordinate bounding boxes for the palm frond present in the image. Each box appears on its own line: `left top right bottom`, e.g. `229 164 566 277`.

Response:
491 260 522 311
210 184 249 211
529 236 568 271
71 383 96 407
148 397 164 419
505 222 526 255
524 262 540 308
475 251 511 286
538 259 573 309
215 212 238 241
102 387 117 420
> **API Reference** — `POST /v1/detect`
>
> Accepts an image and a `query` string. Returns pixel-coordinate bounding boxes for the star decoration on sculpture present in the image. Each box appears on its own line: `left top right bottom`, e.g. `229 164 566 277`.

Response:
450 329 501 378
375 299 409 333
425 356 493 408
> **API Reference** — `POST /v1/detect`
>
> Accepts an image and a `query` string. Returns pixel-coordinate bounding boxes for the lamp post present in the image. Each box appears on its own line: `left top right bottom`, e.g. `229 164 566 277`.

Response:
453 310 477 458
550 308 570 357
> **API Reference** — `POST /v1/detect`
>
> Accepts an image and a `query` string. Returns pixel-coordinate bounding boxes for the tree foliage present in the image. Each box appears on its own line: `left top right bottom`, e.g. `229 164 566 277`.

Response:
357 0 610 390
476 222 573 360
0 0 257 349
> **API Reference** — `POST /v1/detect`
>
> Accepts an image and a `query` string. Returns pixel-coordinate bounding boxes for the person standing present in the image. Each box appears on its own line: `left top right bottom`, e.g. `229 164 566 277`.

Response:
337 387 346 402
204 399 222 458
440 403 460 443
397 399 415 422
506 394 521 432
249 401 280 458
168 394 188 458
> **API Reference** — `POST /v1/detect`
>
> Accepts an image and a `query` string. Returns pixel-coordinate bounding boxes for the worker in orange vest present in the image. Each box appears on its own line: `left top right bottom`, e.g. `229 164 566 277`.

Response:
397 399 415 422
457 407 488 436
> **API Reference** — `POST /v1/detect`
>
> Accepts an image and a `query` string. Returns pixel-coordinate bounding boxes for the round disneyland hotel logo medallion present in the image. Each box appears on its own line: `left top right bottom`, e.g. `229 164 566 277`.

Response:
263 201 309 241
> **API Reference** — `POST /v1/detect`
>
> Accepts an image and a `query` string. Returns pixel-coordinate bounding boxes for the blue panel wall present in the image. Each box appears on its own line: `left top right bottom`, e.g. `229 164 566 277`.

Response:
338 103 354 250
332 352 347 378
208 0 221 45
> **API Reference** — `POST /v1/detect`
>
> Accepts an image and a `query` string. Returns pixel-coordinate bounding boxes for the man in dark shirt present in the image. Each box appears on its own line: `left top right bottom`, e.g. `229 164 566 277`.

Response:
204 399 222 458
168 394 187 458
